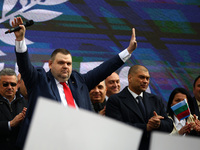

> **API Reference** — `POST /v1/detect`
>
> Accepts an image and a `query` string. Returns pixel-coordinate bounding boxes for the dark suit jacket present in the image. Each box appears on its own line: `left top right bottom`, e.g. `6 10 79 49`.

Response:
105 87 173 150
15 50 124 149
192 97 200 117
0 92 28 150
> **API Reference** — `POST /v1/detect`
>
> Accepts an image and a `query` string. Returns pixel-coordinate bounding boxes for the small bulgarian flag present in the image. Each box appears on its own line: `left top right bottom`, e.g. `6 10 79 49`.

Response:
171 99 190 121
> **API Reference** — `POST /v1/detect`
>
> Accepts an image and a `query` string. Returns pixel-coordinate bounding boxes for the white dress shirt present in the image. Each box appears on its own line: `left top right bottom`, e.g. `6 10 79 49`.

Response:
127 87 143 103
174 115 186 135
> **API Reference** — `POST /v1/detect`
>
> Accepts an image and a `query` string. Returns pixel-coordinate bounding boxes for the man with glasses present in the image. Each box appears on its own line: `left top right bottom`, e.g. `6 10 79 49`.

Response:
0 68 27 150
89 81 107 115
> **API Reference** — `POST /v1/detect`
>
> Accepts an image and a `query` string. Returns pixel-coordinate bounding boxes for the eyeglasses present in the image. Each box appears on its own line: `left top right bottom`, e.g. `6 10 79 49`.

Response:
2 82 17 87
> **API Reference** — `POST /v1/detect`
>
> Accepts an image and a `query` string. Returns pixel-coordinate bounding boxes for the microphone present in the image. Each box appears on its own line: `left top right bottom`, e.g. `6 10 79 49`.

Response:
5 20 34 34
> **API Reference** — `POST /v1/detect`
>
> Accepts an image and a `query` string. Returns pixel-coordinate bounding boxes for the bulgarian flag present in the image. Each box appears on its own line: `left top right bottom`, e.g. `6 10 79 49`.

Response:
171 99 190 121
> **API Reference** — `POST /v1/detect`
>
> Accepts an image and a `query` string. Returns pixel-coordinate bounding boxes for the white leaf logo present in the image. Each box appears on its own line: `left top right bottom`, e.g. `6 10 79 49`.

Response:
2 0 18 18
19 0 28 8
0 0 69 48
38 0 68 5
0 50 6 56
22 9 63 22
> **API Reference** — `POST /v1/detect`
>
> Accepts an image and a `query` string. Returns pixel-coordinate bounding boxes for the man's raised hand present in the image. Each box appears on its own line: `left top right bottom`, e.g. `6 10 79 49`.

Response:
12 17 26 41
127 28 137 54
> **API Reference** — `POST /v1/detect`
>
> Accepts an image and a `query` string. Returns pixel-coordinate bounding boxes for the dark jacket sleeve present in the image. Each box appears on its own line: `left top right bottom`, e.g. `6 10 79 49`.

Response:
157 97 173 133
83 55 124 91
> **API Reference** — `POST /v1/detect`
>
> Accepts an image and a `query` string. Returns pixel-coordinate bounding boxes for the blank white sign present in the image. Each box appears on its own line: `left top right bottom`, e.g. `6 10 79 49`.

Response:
24 97 142 150
150 131 200 150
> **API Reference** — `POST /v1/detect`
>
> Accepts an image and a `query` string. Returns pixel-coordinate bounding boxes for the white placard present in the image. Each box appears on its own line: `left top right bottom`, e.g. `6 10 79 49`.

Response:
150 131 200 150
24 97 142 150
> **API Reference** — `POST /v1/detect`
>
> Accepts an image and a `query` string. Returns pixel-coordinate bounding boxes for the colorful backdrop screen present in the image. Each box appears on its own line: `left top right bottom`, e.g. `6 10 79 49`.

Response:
0 0 200 104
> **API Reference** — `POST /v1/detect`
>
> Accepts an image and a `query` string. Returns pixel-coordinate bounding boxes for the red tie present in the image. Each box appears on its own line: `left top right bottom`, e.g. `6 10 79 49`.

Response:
60 82 76 108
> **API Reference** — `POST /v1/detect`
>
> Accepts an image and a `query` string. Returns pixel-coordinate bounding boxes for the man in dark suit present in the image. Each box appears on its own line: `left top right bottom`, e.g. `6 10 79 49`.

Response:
0 68 27 150
106 65 173 150
12 17 137 149
90 81 107 115
193 75 200 117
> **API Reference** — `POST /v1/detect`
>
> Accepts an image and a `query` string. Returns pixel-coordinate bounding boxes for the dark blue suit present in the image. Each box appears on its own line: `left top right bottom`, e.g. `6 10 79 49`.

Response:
15 50 124 148
192 97 200 117
105 87 173 150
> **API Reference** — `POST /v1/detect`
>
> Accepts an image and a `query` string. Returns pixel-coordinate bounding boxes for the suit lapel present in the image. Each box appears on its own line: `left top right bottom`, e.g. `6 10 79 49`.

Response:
143 92 154 119
47 71 61 102
68 72 85 107
121 88 146 122
68 78 79 107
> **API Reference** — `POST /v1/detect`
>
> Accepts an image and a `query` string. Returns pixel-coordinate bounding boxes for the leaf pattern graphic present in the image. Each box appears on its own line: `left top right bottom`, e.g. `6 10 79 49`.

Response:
0 50 6 56
9 17 15 26
2 0 18 17
0 28 34 46
0 0 67 47
38 0 68 5
20 0 28 8
22 9 63 22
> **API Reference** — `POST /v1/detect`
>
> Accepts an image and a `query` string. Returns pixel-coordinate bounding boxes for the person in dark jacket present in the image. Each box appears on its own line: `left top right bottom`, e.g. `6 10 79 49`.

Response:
193 75 200 116
12 17 137 149
90 81 107 115
0 68 27 150
106 65 173 150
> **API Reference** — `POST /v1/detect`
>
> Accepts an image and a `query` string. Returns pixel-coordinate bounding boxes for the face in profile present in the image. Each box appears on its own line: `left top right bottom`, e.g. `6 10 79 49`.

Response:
89 81 106 104
105 72 120 97
193 77 200 101
171 93 187 107
49 53 72 82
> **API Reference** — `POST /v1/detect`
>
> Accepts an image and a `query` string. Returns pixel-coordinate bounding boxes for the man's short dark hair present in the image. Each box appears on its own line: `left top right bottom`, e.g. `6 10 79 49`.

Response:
193 75 200 88
128 65 148 75
50 48 71 61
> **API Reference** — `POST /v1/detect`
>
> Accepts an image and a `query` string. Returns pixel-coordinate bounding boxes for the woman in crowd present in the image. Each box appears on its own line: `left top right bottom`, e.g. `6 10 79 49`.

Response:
167 87 200 136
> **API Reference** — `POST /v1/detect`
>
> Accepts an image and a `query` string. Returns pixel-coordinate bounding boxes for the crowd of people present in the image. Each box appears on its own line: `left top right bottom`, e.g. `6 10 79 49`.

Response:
0 17 199 150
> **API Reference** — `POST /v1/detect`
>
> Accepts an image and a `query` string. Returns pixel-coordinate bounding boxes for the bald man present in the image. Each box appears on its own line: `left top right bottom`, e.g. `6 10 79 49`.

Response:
105 72 120 100
106 65 173 150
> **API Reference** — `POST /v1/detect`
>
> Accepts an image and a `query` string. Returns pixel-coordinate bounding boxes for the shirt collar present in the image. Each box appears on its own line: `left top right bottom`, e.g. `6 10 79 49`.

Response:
2 95 16 104
196 99 200 111
174 115 186 129
55 79 69 85
196 99 200 106
127 87 143 99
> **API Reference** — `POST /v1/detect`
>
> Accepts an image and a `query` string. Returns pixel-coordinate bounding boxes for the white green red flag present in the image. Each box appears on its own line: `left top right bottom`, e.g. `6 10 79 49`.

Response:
171 99 190 121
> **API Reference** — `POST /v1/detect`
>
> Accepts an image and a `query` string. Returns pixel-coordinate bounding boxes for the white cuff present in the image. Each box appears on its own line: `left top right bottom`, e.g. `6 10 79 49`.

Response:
15 39 27 53
119 48 131 62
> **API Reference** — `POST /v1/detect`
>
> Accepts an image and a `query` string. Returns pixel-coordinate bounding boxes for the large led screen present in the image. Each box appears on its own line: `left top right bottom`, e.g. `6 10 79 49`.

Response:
0 0 199 104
